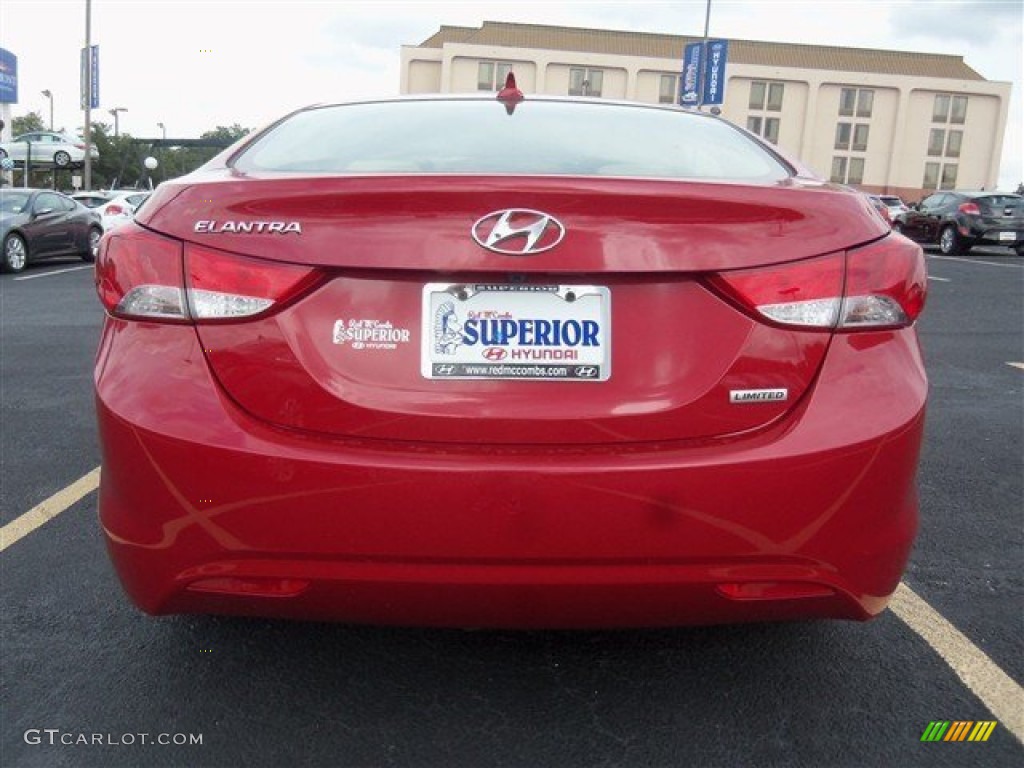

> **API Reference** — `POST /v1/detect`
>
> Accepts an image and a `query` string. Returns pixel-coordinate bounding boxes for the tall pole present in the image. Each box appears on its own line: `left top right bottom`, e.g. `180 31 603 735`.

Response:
42 90 53 130
84 0 92 191
698 0 712 109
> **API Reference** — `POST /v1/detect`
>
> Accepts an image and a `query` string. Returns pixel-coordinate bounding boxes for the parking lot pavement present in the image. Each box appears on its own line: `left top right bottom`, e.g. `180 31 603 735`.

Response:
1 252 1021 767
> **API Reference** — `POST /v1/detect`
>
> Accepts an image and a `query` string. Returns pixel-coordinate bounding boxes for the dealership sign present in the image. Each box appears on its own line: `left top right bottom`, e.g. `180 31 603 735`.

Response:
680 43 702 105
0 48 17 104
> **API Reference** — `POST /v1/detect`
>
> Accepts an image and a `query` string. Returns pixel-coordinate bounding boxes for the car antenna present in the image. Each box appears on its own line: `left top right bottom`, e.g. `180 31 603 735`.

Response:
496 72 524 115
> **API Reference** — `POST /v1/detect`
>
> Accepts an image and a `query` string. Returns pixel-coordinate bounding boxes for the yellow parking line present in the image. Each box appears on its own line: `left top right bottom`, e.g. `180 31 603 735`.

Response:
890 582 1023 744
0 467 101 552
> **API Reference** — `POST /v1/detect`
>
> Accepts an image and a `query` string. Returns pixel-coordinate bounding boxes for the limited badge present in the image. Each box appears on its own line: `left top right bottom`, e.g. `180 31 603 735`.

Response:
730 389 788 403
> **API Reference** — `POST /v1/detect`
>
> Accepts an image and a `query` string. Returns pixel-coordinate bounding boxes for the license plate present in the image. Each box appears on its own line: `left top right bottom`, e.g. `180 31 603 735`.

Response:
998 231 1016 242
421 283 611 381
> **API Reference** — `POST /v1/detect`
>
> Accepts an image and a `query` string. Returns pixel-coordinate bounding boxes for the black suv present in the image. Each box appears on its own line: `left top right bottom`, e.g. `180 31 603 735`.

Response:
894 191 1023 256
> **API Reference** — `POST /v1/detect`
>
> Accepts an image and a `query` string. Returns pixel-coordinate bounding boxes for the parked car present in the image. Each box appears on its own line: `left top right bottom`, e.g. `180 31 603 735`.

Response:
1 188 102 272
94 90 928 628
72 190 150 233
865 194 892 225
876 195 909 217
894 191 1024 255
0 132 99 168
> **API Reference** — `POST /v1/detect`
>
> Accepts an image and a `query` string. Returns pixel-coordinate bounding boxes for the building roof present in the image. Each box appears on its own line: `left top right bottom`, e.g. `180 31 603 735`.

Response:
416 21 986 81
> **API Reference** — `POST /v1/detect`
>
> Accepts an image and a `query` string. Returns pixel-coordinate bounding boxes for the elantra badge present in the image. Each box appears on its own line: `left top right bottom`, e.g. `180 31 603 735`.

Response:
730 389 788 403
471 209 565 255
194 220 302 234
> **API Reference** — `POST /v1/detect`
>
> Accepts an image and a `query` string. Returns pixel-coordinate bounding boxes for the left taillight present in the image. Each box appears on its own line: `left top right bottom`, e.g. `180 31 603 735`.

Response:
95 224 322 323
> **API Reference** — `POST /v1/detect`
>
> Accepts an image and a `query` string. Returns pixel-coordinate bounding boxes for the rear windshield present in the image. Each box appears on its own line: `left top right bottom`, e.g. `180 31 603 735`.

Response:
976 195 1022 209
232 99 791 182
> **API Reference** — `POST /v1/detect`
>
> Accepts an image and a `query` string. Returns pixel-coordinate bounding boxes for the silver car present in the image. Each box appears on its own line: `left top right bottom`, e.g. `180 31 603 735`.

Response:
0 132 100 168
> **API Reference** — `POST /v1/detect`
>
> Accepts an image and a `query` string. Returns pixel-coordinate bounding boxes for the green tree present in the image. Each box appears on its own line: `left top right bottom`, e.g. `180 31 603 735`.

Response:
12 111 46 136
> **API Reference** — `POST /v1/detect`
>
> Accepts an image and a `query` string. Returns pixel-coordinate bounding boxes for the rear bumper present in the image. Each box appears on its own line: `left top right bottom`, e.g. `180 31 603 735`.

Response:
95 321 926 628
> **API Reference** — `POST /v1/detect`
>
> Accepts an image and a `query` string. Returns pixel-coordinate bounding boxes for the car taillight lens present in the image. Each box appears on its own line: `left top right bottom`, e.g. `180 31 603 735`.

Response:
958 202 980 216
185 244 321 320
707 235 926 331
95 224 322 323
105 204 125 216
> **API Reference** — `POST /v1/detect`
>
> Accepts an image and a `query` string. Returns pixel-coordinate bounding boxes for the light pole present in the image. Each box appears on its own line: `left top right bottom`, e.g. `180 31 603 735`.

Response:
41 90 53 130
157 122 166 139
109 107 126 137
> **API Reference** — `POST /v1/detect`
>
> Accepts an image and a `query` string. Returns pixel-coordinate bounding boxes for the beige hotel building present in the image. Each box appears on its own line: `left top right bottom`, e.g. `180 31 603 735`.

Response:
400 22 1013 201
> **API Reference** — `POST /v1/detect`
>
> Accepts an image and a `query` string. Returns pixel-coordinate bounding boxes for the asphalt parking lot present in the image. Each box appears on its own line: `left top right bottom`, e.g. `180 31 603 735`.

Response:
1 246 1021 768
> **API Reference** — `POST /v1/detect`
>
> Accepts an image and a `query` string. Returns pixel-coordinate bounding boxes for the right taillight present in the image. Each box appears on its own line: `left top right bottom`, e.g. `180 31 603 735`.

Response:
95 223 323 324
707 234 926 331
958 202 981 216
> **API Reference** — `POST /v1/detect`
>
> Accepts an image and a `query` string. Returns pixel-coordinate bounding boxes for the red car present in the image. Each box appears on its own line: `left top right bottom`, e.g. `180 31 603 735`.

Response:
94 91 927 628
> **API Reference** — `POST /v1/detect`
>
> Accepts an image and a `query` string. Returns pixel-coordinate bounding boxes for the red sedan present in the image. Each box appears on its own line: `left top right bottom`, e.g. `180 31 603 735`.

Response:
94 91 927 627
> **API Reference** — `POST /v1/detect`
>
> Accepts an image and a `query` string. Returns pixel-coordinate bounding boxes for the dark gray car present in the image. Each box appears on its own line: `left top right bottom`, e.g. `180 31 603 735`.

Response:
0 189 103 273
894 191 1023 256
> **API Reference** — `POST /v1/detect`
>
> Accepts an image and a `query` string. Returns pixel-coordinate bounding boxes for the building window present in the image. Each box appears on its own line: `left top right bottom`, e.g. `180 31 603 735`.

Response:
659 74 679 104
835 123 851 150
928 128 945 156
840 88 873 117
852 124 870 152
478 61 513 91
569 67 603 97
856 90 874 117
946 130 963 158
747 116 780 144
950 95 968 124
940 164 958 190
932 94 950 122
750 81 784 111
830 157 847 183
848 157 865 185
923 162 940 189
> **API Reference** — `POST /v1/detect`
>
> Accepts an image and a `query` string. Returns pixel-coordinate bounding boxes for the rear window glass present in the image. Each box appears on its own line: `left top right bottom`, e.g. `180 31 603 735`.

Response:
976 195 1022 208
232 100 791 182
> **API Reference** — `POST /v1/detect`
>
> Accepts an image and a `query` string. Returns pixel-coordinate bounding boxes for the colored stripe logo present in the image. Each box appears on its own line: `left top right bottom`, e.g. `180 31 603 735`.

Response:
921 721 997 742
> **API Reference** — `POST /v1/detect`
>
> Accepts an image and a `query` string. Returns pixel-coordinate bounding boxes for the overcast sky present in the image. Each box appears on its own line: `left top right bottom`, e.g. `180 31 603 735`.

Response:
1 0 1021 187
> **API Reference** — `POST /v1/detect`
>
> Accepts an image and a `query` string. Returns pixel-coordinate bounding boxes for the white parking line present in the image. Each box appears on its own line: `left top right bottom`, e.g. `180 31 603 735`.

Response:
927 276 950 282
928 255 1023 269
0 467 100 552
1007 362 1024 371
12 265 94 281
890 582 1024 744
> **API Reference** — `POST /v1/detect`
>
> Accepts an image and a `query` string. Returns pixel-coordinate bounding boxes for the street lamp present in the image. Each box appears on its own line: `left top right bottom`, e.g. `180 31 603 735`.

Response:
41 90 53 130
157 122 166 139
109 107 127 137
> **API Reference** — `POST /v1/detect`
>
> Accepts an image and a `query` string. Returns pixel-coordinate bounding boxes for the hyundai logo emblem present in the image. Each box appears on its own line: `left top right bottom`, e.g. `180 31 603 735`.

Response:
471 209 566 255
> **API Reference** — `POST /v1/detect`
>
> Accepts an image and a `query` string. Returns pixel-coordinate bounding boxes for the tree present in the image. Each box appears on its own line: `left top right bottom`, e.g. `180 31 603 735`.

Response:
12 111 45 136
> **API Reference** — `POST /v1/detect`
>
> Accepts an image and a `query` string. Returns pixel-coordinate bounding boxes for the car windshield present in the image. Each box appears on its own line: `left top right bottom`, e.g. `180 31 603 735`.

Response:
233 99 791 182
0 191 32 214
977 195 1022 209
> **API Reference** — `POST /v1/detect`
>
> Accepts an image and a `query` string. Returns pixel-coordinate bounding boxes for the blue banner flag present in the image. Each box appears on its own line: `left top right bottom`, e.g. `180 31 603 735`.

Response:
680 43 702 106
701 39 729 106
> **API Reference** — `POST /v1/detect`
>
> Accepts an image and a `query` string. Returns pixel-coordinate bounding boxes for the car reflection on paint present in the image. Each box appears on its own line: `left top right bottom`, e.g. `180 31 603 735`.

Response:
93 83 928 628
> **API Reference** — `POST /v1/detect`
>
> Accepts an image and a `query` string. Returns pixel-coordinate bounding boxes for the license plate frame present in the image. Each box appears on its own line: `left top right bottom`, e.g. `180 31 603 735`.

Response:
421 283 611 382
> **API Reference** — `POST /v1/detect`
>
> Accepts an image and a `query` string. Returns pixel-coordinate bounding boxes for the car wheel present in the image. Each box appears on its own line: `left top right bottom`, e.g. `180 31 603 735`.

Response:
2 233 28 273
938 225 965 256
82 227 102 263
54 150 72 168
0 148 7 160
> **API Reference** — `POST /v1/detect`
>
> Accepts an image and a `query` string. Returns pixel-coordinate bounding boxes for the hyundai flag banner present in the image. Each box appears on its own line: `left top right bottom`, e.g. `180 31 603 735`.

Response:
701 39 729 106
680 43 702 106
80 45 99 109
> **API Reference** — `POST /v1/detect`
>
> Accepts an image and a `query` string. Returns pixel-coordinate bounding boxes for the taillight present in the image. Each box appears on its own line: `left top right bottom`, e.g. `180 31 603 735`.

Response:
104 204 125 216
96 225 188 322
958 202 980 216
95 223 322 323
185 244 321 321
707 235 926 331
